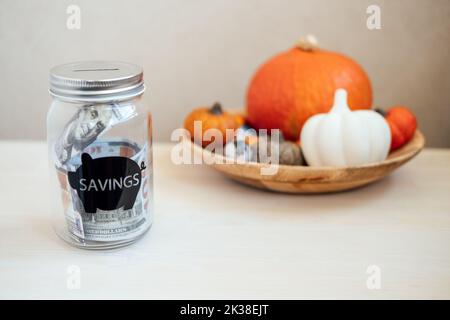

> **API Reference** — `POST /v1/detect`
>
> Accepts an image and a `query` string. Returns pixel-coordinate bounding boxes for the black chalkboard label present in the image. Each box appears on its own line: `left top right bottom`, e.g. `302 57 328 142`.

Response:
67 153 146 214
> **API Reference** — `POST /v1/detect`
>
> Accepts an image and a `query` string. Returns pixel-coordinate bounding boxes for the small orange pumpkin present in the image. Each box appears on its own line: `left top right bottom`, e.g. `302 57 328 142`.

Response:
376 106 417 151
184 102 244 147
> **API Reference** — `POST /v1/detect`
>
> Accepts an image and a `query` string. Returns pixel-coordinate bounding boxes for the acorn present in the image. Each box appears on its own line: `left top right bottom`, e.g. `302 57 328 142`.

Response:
278 141 304 165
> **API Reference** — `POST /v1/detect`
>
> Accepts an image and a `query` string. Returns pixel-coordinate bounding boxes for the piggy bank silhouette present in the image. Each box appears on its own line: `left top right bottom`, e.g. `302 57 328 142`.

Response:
68 153 146 214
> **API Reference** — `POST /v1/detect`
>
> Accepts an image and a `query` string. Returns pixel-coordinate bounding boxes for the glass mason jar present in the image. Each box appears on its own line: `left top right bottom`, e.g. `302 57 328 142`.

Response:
47 61 153 249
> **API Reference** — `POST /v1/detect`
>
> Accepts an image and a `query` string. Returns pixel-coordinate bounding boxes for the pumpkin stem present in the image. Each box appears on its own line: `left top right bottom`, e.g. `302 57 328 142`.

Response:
210 102 223 115
296 34 319 51
330 89 351 113
375 108 386 117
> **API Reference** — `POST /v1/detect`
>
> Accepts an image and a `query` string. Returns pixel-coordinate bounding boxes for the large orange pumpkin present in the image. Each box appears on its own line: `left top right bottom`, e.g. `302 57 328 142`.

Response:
246 36 373 140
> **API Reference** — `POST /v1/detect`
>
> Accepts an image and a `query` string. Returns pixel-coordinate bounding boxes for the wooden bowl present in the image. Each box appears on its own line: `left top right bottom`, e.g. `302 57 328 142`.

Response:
183 130 425 193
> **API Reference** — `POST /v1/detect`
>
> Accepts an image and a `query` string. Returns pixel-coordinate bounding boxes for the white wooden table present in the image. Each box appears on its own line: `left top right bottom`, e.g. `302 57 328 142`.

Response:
0 141 449 299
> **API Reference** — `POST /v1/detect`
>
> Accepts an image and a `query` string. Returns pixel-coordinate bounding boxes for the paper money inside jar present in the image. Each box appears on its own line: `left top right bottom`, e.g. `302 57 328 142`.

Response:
47 61 153 249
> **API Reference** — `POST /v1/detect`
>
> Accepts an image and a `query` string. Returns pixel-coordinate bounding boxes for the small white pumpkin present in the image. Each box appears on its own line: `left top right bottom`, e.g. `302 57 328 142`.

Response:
300 89 391 167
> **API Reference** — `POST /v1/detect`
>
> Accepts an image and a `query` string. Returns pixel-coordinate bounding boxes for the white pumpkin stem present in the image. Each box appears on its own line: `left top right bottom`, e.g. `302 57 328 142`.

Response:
296 34 319 51
330 89 351 113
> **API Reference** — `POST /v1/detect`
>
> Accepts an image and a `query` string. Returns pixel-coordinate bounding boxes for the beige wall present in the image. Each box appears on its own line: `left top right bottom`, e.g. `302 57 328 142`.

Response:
1 0 449 146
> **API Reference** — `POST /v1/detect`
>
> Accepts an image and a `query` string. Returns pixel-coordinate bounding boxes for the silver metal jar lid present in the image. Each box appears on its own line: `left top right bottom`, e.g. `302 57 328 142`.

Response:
49 61 145 103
